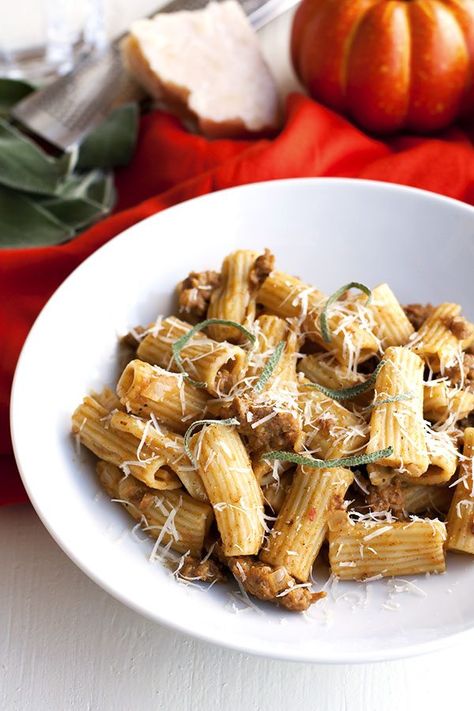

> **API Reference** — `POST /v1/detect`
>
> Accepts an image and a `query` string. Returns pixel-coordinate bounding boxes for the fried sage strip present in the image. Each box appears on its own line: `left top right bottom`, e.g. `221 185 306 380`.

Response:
302 359 385 401
362 393 414 412
262 447 393 470
320 282 371 343
254 340 286 393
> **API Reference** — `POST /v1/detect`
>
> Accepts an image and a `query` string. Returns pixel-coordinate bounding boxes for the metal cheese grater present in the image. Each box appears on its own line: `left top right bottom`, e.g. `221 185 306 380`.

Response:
11 0 298 151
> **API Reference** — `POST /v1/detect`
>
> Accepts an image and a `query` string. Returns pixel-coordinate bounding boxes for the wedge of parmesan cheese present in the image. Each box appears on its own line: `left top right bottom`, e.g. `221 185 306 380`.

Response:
122 0 280 137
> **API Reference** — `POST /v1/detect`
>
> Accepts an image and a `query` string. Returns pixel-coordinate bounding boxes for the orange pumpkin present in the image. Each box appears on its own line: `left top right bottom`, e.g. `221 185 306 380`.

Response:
291 0 474 133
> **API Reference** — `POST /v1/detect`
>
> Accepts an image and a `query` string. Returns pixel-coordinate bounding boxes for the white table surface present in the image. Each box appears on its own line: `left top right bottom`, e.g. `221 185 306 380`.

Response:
3 5 474 710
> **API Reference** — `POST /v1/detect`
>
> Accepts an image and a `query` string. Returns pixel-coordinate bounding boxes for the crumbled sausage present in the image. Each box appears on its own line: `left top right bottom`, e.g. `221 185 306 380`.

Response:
367 480 405 519
219 551 325 611
178 556 226 584
177 270 221 319
121 325 145 349
443 315 474 342
230 396 304 458
403 303 434 331
248 248 275 290
445 353 474 387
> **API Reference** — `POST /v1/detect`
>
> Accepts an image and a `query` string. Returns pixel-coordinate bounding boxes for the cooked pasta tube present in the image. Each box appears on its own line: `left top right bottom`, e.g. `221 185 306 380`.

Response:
97 461 213 556
207 249 260 342
424 381 474 422
298 353 364 391
410 429 458 486
109 410 208 502
260 466 353 581
392 428 458 489
298 377 368 458
446 427 474 553
192 423 264 556
256 271 325 319
402 483 453 515
72 393 180 489
366 347 429 478
139 490 213 556
97 460 149 519
116 360 209 434
261 469 294 514
245 314 299 390
94 386 122 412
412 303 474 371
256 271 379 365
136 316 246 396
328 510 446 579
246 315 289 376
369 283 414 347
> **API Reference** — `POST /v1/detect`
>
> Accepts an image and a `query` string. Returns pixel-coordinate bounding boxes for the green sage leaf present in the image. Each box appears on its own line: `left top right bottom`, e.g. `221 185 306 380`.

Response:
40 171 116 230
0 118 74 196
0 78 35 116
0 186 73 248
77 103 139 170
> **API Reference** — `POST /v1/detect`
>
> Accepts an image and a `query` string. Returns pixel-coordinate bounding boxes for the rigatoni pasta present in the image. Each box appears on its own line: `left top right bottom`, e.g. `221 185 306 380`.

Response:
192 422 264 556
446 427 474 554
260 465 353 581
97 460 213 556
256 271 379 365
73 247 474 612
366 346 429 479
117 359 209 433
369 283 415 348
328 510 446 579
109 410 208 502
412 303 474 371
137 316 246 395
207 249 261 342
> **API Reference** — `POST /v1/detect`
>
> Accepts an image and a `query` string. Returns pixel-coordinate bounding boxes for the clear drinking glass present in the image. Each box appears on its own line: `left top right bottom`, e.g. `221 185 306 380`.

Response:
0 0 106 82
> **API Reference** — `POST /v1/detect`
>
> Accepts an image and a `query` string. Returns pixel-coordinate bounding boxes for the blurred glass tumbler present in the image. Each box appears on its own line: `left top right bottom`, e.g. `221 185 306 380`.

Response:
0 0 106 82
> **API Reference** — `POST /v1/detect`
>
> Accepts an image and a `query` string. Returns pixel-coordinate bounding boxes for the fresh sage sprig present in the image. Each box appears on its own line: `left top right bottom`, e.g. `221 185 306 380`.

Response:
0 79 139 249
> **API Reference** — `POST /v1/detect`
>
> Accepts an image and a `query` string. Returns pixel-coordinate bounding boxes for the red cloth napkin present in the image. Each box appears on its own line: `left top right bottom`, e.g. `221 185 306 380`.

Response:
3 92 474 506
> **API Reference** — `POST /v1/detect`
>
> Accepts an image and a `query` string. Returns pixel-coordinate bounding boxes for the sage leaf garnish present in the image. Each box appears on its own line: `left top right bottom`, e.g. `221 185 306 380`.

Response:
303 360 385 401
363 393 414 412
261 447 394 470
255 341 285 393
320 282 372 343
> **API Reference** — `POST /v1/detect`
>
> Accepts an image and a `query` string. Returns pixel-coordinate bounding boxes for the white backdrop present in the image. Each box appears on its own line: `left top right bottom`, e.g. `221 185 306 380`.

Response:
2 504 473 711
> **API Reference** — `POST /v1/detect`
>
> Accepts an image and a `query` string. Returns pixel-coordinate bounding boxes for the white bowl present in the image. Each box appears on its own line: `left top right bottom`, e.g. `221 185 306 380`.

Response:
11 178 474 663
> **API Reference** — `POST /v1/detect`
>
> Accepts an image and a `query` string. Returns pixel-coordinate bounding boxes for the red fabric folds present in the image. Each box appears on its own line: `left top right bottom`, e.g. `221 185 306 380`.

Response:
3 93 474 505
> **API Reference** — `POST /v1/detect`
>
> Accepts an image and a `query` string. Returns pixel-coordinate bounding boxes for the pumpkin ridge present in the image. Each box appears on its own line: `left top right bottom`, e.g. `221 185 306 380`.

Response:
340 0 381 104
